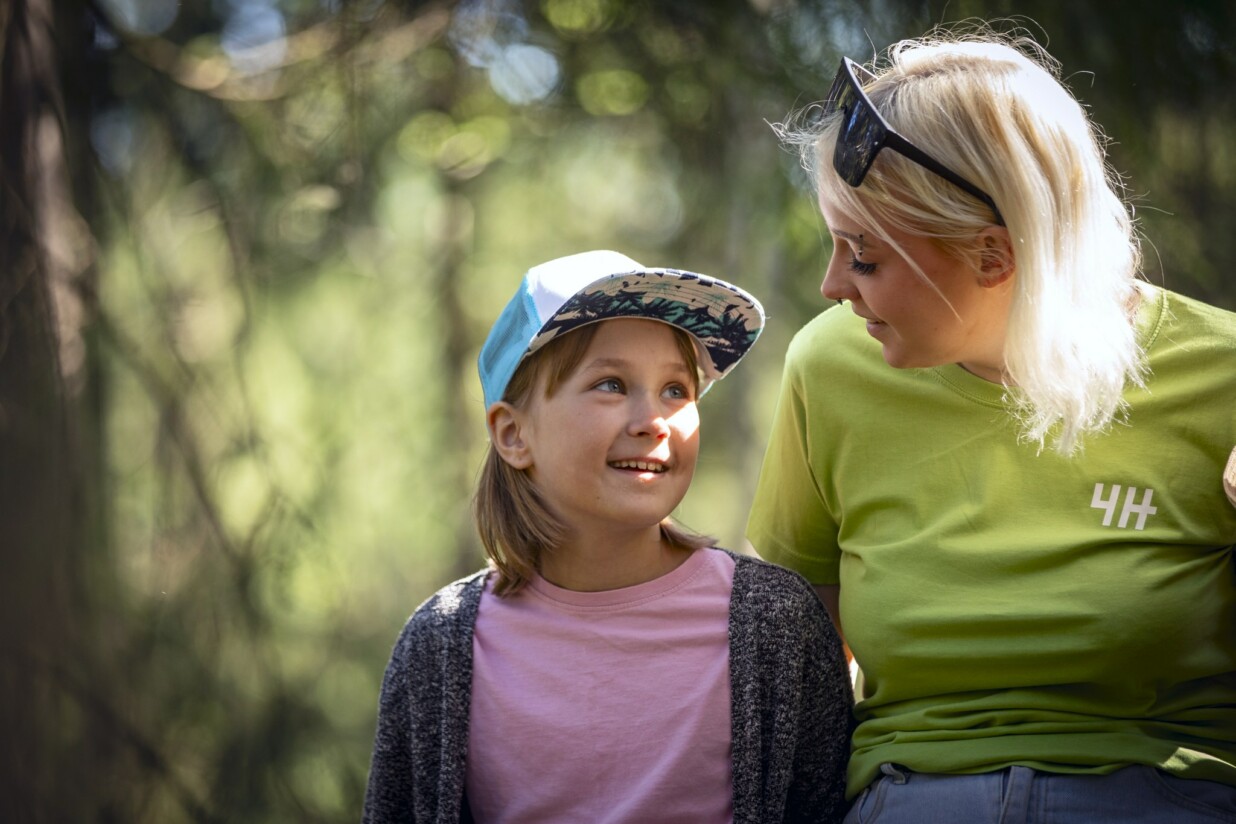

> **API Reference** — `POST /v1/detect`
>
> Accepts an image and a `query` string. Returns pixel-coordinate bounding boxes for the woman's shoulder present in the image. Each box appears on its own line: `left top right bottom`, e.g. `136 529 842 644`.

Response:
1152 284 1236 342
787 304 866 358
1147 285 1236 340
1142 286 1236 393
780 305 883 391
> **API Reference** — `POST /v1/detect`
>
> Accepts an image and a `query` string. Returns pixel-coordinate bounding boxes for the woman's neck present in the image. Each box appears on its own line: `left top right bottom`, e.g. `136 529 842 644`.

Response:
539 526 693 592
957 358 1009 384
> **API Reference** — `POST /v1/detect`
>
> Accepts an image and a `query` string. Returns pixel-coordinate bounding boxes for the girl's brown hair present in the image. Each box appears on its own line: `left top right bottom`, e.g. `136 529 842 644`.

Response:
474 321 714 596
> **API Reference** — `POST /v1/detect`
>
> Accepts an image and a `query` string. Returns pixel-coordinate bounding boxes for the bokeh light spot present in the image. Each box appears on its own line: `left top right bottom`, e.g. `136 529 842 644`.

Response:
99 0 180 36
489 43 560 105
577 69 649 116
397 112 457 164
543 0 612 35
222 3 289 74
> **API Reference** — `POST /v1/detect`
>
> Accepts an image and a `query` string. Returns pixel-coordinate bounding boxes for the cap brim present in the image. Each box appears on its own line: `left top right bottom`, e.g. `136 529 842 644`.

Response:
526 268 765 390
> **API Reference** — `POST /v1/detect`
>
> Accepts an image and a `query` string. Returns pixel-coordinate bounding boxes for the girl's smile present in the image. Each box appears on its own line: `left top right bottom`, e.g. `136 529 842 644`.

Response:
609 459 668 474
512 318 700 550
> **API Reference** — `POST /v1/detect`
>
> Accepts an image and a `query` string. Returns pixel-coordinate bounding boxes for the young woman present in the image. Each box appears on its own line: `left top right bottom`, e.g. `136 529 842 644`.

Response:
748 27 1236 823
364 250 853 823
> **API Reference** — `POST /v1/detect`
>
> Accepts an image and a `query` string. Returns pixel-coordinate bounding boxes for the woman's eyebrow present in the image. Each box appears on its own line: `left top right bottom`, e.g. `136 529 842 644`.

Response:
831 229 868 255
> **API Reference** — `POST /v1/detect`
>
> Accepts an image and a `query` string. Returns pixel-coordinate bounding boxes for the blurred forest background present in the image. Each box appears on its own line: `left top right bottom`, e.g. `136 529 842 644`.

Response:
2 0 1233 819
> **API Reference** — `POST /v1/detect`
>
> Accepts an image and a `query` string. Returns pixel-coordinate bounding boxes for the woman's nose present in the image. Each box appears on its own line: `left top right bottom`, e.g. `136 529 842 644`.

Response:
820 259 853 303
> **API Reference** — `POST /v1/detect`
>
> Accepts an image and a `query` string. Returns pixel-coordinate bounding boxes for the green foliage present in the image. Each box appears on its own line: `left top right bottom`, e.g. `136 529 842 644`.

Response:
44 0 1236 820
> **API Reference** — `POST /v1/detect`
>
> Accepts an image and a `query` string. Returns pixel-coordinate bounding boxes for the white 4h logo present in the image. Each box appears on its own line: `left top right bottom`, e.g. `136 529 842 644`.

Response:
1090 483 1157 530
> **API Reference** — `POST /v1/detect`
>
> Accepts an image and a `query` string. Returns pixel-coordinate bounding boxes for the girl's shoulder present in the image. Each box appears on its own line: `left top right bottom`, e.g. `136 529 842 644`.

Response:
720 551 847 666
396 568 490 646
719 550 824 618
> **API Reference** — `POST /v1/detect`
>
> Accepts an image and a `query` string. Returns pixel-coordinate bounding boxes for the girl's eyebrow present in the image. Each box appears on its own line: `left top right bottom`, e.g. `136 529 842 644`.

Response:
582 356 693 377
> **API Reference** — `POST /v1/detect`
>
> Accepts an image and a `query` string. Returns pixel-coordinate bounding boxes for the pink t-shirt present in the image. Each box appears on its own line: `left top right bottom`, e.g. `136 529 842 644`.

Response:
465 547 737 824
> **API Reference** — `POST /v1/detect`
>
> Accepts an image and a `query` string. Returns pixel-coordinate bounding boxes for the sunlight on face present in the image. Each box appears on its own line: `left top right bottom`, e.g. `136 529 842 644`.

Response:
519 319 701 541
665 401 701 438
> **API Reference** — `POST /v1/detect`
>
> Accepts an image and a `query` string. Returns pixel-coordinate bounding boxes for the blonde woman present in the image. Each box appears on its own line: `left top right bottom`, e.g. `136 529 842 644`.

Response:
748 26 1236 823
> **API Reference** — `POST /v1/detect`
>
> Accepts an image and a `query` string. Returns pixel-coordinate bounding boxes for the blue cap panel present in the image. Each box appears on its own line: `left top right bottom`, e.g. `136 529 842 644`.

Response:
478 285 541 408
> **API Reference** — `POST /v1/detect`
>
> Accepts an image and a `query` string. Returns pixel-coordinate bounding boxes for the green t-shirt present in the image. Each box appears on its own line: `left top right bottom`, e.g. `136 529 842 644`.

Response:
747 284 1236 800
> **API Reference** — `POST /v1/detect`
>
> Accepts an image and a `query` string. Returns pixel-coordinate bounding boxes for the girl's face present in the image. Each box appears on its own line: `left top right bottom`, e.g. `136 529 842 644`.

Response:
514 319 700 544
818 197 1014 382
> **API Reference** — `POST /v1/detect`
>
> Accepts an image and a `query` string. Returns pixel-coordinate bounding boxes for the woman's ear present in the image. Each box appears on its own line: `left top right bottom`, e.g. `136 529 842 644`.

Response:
975 226 1015 288
487 402 533 470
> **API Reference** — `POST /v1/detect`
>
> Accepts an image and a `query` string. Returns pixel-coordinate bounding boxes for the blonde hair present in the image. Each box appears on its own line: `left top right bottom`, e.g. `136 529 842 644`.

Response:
781 25 1145 453
474 322 713 596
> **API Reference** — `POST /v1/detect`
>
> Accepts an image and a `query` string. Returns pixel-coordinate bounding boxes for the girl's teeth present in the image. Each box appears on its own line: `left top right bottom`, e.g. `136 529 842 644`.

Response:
613 460 664 472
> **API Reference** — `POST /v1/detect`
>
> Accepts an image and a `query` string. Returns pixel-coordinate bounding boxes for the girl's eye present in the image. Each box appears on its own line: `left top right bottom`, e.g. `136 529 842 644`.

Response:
848 256 877 276
663 383 693 401
595 378 623 393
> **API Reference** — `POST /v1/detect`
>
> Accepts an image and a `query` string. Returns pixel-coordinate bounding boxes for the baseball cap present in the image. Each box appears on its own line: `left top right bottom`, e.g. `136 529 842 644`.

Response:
478 250 765 408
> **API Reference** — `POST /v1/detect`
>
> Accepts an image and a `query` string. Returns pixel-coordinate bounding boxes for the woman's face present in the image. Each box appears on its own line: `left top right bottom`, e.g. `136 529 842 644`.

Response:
817 197 1015 383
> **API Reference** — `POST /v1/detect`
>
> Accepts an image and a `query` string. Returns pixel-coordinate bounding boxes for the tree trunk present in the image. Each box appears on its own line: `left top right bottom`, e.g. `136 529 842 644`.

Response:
0 0 93 817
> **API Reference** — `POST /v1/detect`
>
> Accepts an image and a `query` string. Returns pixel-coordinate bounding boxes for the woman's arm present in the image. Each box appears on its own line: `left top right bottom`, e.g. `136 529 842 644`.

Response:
812 583 851 664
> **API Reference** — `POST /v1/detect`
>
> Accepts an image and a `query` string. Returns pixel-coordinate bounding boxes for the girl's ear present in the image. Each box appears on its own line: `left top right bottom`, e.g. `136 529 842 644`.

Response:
975 226 1015 288
487 402 533 470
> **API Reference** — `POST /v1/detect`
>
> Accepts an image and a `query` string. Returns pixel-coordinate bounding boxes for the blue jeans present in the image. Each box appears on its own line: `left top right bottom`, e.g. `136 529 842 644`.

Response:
844 763 1236 823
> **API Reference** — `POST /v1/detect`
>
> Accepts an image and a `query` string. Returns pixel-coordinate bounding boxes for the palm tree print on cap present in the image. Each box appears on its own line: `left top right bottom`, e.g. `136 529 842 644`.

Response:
532 271 762 375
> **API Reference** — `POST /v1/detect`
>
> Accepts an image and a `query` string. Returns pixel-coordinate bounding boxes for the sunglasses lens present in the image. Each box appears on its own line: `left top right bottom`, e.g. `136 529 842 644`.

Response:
826 64 886 187
834 98 884 186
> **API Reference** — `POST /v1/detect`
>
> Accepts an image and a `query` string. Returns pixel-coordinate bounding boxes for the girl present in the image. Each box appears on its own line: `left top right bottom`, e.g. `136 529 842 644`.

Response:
364 250 853 824
748 25 1236 823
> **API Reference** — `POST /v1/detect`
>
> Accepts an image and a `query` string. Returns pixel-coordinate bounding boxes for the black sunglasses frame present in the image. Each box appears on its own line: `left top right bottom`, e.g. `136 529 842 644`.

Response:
824 57 1005 226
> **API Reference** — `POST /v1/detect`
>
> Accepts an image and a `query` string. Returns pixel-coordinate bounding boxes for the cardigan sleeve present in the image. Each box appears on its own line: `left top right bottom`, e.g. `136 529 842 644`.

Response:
728 553 854 824
362 571 487 824
783 574 854 823
363 619 420 823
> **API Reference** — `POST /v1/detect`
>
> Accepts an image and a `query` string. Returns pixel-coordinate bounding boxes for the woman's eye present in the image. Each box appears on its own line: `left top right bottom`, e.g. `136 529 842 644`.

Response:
595 378 623 393
848 256 877 276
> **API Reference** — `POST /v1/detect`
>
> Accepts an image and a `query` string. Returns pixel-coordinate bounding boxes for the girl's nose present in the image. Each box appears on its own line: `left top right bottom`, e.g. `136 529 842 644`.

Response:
628 396 671 439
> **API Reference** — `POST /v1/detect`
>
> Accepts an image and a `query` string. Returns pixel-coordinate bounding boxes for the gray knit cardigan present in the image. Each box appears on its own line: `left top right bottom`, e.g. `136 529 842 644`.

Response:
362 550 854 823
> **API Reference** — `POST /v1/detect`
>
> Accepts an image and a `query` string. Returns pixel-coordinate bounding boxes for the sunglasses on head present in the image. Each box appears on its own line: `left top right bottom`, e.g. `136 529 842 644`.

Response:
823 56 1004 226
